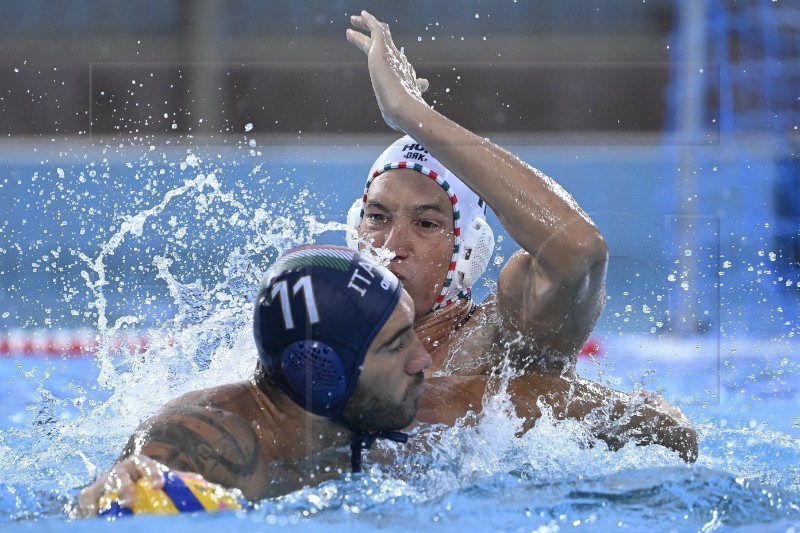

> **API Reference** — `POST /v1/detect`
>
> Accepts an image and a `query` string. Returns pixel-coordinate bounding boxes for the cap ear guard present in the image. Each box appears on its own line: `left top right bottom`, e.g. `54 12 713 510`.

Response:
280 340 348 413
345 198 363 251
452 216 495 291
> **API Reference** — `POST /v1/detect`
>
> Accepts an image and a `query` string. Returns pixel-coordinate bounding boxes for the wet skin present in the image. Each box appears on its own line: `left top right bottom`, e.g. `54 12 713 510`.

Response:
359 168 454 320
348 10 697 462
74 292 432 513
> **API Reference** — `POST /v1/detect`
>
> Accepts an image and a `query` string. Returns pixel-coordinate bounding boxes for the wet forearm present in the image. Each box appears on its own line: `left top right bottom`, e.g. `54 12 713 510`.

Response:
510 374 699 462
396 99 605 266
607 397 698 462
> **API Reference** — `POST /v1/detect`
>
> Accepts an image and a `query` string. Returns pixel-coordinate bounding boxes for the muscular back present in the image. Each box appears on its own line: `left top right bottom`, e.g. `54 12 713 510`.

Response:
118 383 316 500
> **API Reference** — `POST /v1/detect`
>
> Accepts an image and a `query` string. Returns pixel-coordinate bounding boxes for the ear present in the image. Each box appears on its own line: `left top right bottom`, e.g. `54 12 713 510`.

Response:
345 198 363 250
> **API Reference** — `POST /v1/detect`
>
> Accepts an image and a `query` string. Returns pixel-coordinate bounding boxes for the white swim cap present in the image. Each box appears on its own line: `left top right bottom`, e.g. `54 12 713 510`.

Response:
347 135 495 311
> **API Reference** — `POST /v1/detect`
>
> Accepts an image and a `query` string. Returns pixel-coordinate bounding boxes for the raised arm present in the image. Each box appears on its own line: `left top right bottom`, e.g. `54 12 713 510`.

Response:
347 11 609 364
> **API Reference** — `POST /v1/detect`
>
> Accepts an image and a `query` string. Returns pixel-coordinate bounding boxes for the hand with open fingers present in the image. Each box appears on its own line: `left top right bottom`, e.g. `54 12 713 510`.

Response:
346 10 430 131
71 454 167 518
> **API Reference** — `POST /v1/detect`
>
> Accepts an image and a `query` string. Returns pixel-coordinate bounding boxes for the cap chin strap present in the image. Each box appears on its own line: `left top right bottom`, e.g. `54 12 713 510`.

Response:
345 197 495 299
349 430 409 473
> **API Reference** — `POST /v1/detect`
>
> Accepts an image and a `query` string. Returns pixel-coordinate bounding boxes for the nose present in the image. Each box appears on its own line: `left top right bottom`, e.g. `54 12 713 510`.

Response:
405 335 432 375
381 221 412 259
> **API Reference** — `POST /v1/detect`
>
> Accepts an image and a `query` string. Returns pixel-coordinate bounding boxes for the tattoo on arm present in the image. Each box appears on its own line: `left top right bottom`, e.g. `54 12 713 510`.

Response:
123 405 261 486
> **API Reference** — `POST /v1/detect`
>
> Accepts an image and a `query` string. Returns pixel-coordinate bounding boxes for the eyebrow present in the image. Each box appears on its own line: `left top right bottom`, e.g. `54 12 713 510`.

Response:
378 324 413 352
364 200 449 216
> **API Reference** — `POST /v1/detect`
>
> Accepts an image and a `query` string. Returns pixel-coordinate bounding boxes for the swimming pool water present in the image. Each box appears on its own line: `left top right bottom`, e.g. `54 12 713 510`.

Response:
1 334 799 532
1 139 799 531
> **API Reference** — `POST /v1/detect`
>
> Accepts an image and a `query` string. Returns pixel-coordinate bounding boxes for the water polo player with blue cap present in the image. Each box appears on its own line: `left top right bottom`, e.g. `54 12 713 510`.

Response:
254 244 430 471
74 244 431 517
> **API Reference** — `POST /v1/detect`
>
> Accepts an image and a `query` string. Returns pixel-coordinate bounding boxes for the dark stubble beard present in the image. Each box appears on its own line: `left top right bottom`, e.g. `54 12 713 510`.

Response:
340 373 424 432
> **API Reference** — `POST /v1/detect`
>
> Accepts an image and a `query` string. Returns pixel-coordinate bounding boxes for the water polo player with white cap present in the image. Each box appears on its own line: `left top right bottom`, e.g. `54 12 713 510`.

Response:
346 11 615 379
347 135 495 312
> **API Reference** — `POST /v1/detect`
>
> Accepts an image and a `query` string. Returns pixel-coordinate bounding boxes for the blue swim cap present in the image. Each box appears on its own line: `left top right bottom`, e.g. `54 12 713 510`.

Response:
254 244 403 419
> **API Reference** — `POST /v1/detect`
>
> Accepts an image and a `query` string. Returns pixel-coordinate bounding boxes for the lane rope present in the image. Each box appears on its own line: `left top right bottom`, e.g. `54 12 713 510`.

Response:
0 331 603 358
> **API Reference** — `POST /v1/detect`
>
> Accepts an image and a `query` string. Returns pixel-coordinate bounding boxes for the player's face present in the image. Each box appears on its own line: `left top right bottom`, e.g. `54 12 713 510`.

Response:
341 291 432 431
357 169 454 319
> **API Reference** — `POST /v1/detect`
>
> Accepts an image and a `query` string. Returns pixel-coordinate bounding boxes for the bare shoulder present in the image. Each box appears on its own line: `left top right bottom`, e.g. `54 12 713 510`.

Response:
120 383 265 494
158 381 252 411
438 298 503 375
441 291 576 376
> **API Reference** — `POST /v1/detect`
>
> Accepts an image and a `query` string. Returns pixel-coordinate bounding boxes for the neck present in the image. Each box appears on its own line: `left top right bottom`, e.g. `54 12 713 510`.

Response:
414 298 474 369
249 378 353 460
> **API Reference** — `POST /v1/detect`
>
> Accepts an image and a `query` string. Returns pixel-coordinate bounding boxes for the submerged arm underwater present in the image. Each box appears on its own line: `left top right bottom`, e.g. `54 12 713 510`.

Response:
418 372 699 463
507 372 699 463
